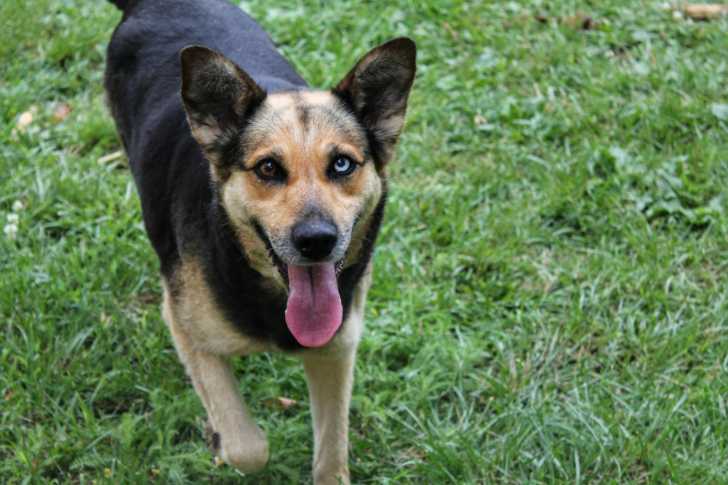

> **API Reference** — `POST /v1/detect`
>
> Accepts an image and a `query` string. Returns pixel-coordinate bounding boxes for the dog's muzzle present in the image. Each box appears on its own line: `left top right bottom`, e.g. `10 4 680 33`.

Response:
291 217 338 262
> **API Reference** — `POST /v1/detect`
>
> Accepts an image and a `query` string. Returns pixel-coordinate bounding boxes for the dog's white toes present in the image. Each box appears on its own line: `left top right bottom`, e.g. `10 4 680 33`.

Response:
220 434 269 473
204 420 269 473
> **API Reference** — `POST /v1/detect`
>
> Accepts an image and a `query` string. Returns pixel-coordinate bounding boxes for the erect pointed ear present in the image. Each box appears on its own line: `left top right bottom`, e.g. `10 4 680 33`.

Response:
180 45 265 167
333 37 416 166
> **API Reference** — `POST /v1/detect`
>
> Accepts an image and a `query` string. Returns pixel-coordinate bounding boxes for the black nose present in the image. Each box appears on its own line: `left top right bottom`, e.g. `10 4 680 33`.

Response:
291 218 338 261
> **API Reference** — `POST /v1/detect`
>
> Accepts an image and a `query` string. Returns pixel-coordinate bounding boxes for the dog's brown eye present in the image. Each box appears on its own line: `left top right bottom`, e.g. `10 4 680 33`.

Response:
254 159 286 182
328 155 357 179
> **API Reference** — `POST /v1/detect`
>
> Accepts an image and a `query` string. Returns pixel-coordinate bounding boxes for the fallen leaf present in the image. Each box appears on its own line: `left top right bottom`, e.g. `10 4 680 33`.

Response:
98 150 126 167
442 21 459 40
563 12 598 30
682 4 728 20
533 12 599 30
502 12 533 29
277 397 297 409
264 396 298 409
16 111 33 131
53 102 72 122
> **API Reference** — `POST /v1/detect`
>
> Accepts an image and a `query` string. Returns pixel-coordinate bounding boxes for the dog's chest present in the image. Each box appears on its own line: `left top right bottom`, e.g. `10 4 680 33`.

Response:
164 258 370 357
167 259 272 356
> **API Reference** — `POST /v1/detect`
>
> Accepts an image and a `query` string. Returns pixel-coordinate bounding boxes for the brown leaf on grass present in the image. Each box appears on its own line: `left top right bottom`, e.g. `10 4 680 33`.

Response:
277 397 297 409
533 12 599 30
442 21 459 40
682 4 728 20
264 396 298 409
562 12 598 30
13 106 40 138
52 102 72 122
16 110 34 131
503 12 535 29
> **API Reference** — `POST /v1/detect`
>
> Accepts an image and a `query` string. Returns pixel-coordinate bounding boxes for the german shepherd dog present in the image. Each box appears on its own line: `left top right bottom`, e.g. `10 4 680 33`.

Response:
104 0 415 482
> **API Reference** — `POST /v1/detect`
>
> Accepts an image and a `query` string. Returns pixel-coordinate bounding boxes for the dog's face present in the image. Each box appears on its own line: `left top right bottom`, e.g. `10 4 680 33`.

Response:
217 89 383 282
180 39 415 284
179 39 415 347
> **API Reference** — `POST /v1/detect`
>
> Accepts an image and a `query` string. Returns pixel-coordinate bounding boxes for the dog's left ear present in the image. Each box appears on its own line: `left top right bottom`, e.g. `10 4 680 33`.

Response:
180 45 265 166
334 38 416 166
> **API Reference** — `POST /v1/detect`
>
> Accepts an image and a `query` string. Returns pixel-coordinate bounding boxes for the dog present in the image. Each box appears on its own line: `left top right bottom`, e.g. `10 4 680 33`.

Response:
104 0 415 482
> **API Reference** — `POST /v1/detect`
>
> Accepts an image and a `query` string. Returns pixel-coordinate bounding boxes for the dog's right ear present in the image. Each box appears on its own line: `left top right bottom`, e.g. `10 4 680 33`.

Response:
180 46 265 165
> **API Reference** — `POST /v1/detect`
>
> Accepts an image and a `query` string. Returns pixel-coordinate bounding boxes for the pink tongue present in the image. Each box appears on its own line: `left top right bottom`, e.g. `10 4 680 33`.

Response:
285 264 342 347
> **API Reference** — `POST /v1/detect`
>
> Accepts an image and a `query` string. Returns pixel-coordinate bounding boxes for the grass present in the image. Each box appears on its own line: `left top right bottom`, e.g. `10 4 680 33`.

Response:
2 0 728 482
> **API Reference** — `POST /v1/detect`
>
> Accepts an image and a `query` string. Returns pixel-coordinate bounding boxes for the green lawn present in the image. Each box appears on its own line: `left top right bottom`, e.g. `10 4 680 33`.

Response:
2 0 728 483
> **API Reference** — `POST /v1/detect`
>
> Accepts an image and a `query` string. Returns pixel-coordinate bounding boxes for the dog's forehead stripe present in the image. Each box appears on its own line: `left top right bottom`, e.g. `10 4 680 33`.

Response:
242 91 366 154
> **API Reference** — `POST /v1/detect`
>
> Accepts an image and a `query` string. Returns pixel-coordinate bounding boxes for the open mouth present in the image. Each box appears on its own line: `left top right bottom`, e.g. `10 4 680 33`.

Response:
253 222 346 284
253 221 345 348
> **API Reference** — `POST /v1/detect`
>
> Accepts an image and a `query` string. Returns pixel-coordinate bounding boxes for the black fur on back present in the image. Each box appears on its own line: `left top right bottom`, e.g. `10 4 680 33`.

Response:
104 0 383 351
107 0 132 10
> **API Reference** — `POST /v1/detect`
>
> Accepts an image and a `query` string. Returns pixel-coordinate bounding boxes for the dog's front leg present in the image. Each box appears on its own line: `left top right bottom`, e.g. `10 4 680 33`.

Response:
191 350 269 472
164 297 269 473
302 348 356 485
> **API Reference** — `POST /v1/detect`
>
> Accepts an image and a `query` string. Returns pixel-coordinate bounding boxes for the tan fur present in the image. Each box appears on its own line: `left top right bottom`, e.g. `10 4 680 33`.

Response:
301 265 371 485
221 90 383 277
163 260 370 484
183 90 382 484
165 259 271 355
123 32 414 485
163 280 270 472
170 89 386 485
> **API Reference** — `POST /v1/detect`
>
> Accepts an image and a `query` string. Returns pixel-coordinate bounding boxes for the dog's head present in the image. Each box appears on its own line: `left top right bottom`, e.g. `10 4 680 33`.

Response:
179 38 416 347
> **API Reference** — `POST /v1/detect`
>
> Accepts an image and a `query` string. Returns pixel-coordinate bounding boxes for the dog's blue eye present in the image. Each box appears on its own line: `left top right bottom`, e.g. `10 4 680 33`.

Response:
330 156 356 178
254 158 286 182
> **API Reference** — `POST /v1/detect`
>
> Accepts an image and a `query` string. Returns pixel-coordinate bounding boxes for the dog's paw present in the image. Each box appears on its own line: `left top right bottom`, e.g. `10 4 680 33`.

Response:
219 433 269 473
204 418 269 473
